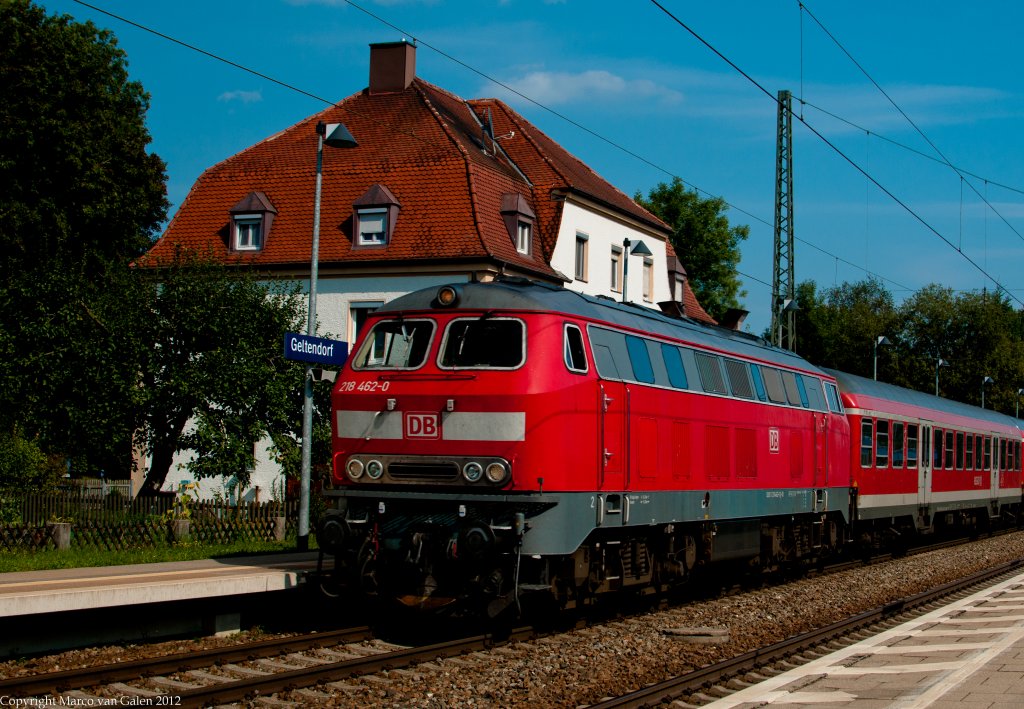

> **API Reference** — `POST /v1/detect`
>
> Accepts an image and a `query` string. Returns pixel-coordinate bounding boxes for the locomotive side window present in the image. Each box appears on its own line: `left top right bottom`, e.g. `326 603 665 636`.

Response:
801 376 827 411
824 382 844 413
761 367 787 404
892 422 904 468
781 371 803 407
625 336 655 384
589 327 630 381
724 358 754 399
875 419 890 468
944 430 954 470
564 324 588 373
750 365 767 401
439 318 525 369
860 419 873 467
694 352 728 395
352 319 435 370
661 344 689 389
933 428 943 469
907 424 919 466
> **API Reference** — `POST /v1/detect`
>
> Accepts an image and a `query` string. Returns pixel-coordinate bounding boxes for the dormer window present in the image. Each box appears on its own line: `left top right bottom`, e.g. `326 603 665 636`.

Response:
229 192 277 253
353 184 400 249
501 193 536 257
516 221 532 254
234 215 263 250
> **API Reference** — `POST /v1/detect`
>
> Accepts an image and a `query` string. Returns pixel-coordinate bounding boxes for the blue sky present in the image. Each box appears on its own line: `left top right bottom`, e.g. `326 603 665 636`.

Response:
48 0 1024 335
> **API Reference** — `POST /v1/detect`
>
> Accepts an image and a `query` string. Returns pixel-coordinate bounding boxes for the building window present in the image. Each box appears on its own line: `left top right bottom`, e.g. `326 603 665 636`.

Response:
234 215 263 250
350 301 383 348
642 258 653 302
500 193 536 257
574 232 589 281
229 191 277 252
352 184 400 248
356 208 388 246
610 245 623 292
516 221 531 254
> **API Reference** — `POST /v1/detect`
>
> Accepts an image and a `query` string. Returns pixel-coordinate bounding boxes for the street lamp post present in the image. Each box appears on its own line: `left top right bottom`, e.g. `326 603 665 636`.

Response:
981 376 994 410
1016 388 1023 419
934 357 948 397
621 237 653 303
873 335 891 381
298 121 357 552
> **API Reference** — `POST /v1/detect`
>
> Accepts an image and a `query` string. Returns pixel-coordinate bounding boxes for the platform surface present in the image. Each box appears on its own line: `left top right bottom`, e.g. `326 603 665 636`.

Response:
707 570 1024 708
0 552 323 617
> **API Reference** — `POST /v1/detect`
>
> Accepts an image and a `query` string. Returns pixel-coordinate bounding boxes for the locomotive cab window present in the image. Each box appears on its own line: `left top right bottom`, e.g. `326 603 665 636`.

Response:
440 318 525 369
564 324 588 373
352 319 435 370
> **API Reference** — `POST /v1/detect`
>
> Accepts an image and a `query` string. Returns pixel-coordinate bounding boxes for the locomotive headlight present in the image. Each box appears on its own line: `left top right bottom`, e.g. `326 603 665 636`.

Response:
346 458 364 481
485 461 510 484
436 285 459 307
462 461 484 483
365 459 384 480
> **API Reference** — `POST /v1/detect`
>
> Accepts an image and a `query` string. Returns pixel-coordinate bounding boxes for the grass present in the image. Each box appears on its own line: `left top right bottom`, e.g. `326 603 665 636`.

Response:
0 537 318 573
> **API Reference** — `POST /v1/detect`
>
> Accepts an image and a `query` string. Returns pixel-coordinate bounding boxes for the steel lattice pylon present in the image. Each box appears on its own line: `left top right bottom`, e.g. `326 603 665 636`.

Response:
771 90 795 350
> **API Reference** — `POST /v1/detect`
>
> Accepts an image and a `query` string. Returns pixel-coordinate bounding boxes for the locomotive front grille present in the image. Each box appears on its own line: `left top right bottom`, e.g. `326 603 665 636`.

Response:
388 462 460 480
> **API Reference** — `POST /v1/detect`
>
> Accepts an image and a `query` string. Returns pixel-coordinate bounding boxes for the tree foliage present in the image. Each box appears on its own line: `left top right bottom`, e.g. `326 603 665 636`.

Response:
796 278 1024 415
635 177 748 321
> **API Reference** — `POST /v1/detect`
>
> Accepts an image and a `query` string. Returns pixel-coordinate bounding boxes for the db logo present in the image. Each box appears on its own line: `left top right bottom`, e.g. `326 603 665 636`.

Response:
768 428 780 454
405 412 440 439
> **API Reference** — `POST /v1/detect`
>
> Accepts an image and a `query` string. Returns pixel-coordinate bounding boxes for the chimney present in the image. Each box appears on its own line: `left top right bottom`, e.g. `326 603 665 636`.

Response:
369 40 416 94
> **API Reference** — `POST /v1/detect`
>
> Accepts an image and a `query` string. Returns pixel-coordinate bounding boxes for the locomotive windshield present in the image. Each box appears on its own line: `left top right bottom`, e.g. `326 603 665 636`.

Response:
439 317 525 369
352 319 434 369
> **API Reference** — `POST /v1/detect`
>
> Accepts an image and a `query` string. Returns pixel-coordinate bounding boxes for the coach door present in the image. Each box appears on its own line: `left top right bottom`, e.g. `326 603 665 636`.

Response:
599 380 628 492
918 424 932 508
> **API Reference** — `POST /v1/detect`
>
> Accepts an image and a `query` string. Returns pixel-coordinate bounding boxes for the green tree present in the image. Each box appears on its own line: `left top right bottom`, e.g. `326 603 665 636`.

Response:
635 178 748 321
136 251 309 494
0 0 167 475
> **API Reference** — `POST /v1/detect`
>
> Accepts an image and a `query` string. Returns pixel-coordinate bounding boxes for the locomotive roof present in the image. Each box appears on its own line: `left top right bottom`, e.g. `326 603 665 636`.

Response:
825 368 1021 430
377 278 825 375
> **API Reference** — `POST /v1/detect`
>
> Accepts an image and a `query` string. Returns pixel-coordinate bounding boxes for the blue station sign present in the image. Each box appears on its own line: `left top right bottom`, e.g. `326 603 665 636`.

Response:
284 332 349 366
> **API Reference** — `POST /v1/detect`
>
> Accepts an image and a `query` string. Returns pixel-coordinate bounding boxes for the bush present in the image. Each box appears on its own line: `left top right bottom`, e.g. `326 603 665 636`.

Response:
0 429 62 491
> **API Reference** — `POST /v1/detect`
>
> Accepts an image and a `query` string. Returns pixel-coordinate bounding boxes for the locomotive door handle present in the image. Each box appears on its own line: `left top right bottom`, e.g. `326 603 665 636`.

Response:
603 449 614 465
602 394 614 412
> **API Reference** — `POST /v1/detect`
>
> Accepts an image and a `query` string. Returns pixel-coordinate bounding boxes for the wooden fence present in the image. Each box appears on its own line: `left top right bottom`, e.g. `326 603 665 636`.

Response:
0 490 299 552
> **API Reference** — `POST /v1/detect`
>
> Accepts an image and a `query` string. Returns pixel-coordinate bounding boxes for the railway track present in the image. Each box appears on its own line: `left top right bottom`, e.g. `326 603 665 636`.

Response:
0 623 536 707
586 556 1024 708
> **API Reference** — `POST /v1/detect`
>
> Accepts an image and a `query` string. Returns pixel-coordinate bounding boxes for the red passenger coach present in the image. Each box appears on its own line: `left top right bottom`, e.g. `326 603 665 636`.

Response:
319 278 854 615
829 370 1022 545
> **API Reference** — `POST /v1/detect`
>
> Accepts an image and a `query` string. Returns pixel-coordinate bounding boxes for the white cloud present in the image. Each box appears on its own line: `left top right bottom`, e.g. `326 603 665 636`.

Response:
217 89 263 104
497 69 683 107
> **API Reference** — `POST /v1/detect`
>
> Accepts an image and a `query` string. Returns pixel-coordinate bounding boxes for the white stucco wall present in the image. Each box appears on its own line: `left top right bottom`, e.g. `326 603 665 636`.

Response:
549 201 671 305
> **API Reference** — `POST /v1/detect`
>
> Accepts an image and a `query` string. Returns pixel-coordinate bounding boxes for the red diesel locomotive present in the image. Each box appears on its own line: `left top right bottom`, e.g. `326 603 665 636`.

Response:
317 278 1023 614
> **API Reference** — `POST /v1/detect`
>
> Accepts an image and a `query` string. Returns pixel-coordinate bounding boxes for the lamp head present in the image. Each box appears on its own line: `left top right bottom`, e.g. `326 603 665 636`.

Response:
318 121 358 149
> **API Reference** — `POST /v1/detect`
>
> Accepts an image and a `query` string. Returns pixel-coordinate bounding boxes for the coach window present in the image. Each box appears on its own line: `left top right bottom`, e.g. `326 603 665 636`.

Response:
695 352 728 395
907 424 919 467
725 358 754 399
976 436 984 470
625 335 655 384
965 434 974 471
1016 441 1021 472
564 324 588 374
954 432 964 470
944 430 955 470
661 345 689 389
762 367 787 405
440 318 525 369
892 422 905 468
984 436 992 470
933 429 944 469
860 419 874 468
876 419 890 468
